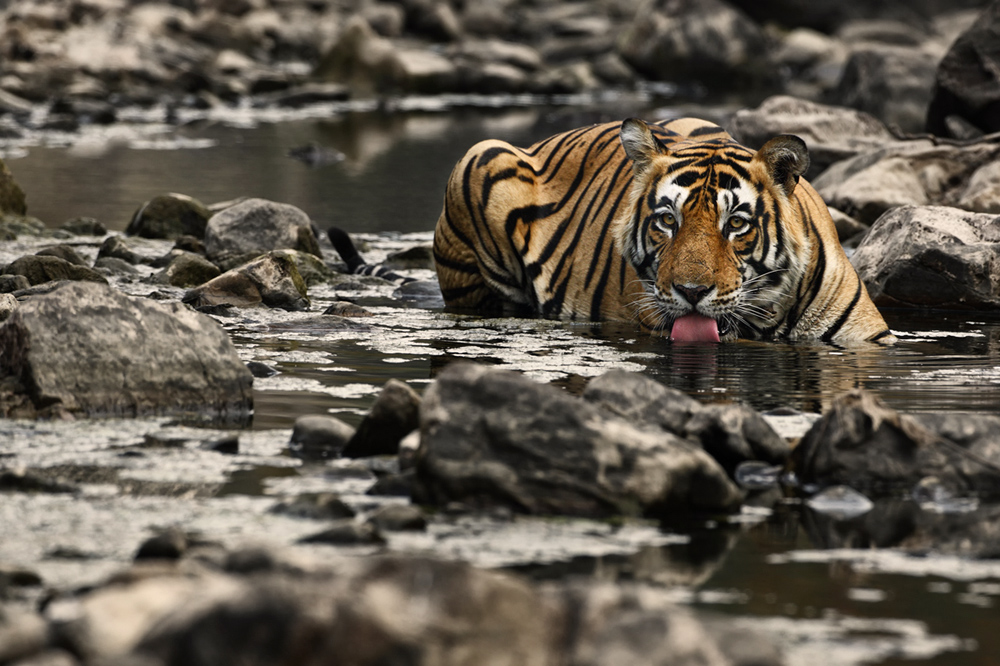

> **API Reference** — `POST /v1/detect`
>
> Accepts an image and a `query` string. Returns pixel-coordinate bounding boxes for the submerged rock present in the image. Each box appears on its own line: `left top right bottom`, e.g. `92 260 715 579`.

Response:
125 193 213 241
182 252 309 311
204 198 321 264
289 414 356 459
0 281 252 422
851 205 1000 308
413 363 742 519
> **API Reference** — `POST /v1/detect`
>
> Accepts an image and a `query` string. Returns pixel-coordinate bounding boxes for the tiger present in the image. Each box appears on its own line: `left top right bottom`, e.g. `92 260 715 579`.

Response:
432 117 894 344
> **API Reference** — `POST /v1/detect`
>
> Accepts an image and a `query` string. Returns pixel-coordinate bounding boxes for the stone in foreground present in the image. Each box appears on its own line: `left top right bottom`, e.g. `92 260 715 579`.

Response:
0 281 252 422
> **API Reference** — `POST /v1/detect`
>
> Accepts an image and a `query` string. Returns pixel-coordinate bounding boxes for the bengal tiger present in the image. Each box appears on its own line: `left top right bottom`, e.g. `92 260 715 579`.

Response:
432 117 894 343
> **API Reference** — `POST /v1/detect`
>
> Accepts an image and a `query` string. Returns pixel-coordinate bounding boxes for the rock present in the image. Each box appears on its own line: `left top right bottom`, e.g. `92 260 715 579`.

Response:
135 528 188 561
289 414 356 458
617 0 775 91
0 293 17 321
811 140 1000 224
390 48 460 94
97 235 149 265
35 244 88 266
584 370 789 478
323 300 373 317
413 363 743 518
926 1 1000 137
0 156 27 216
0 215 45 239
342 379 421 458
360 2 406 38
730 95 894 178
383 244 435 270
153 251 221 288
957 159 1000 214
125 193 213 240
366 470 414 497
368 503 427 531
3 255 108 286
851 205 1000 308
792 389 1000 496
0 611 48 664
0 281 253 422
182 252 309 311
204 198 321 264
93 257 140 275
831 45 939 133
271 248 337 286
402 0 462 42
59 217 107 236
0 274 31 293
298 519 385 545
269 492 355 520
829 207 868 242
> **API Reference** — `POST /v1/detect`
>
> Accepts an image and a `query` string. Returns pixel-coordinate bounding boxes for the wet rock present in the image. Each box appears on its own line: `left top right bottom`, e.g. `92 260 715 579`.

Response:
35 244 88 267
366 470 414 497
0 281 253 422
0 157 27 216
0 469 77 494
182 252 309 311
298 519 385 545
584 370 789 478
383 244 435 270
805 485 875 519
97 235 150 265
830 45 939 133
402 0 462 42
92 257 139 275
125 194 212 241
851 205 1000 308
368 503 427 531
413 363 742 519
0 274 31 293
272 248 337 286
135 528 188 561
618 0 775 91
812 140 1000 224
269 492 356 520
59 217 107 237
323 300 373 317
245 361 276 378
3 256 108 287
150 251 220 288
289 414 356 459
204 198 321 264
730 96 894 178
342 379 421 459
926 2 1000 137
0 215 45 240
792 389 1000 496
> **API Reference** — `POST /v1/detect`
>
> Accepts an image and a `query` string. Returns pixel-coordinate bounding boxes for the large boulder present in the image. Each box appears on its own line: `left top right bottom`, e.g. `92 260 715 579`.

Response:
729 96 894 179
926 0 1000 137
851 205 1000 309
792 389 1000 497
830 45 939 133
183 252 309 311
125 193 213 241
582 370 789 478
413 363 743 518
204 198 321 264
0 281 252 422
618 0 775 90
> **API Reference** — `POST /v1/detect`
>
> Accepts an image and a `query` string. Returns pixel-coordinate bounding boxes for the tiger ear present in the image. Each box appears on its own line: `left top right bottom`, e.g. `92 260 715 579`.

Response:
620 118 668 175
755 135 810 195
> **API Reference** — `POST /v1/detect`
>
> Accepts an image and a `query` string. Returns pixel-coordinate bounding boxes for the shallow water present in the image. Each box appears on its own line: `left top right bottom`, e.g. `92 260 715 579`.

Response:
3 100 1000 665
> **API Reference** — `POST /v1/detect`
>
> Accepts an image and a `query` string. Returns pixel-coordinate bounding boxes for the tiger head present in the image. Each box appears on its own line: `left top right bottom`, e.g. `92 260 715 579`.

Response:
616 118 811 343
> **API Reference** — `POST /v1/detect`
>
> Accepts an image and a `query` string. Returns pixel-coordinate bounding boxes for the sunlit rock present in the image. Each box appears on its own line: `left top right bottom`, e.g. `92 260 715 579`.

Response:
204 198 321 265
125 193 213 241
414 363 743 518
852 205 1000 308
183 251 309 311
0 281 253 422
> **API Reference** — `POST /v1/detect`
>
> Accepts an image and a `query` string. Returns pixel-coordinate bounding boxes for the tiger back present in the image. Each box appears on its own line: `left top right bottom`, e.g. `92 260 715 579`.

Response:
432 118 893 344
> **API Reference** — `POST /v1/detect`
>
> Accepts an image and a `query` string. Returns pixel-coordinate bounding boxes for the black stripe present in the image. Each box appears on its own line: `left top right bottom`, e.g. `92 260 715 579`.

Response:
821 280 862 343
871 329 894 342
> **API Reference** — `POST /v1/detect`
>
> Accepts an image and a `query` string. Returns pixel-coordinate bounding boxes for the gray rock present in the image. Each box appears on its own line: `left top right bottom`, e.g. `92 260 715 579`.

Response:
831 45 939 133
368 503 427 531
93 257 141 275
413 363 743 518
271 248 337 286
792 389 1000 496
730 96 894 178
927 1 1000 137
342 379 421 458
35 244 88 267
289 414 356 458
60 217 107 236
0 281 253 422
204 198 321 263
97 235 150 265
152 251 221 288
3 255 108 287
298 519 385 545
125 194 212 241
584 370 789 478
182 252 309 311
957 160 1000 214
618 0 775 91
851 205 1000 308
269 493 355 520
383 244 435 270
0 293 17 321
0 274 31 293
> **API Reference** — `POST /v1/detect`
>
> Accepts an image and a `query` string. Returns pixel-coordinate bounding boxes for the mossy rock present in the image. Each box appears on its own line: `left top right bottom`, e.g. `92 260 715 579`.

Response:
126 193 212 240
0 158 26 217
0 214 45 239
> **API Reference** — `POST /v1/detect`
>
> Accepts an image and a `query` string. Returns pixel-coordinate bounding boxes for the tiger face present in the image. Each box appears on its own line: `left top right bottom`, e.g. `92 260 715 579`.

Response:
617 118 811 342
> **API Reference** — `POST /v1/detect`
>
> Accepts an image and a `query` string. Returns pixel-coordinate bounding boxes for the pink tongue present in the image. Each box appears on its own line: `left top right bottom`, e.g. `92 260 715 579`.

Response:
670 314 721 342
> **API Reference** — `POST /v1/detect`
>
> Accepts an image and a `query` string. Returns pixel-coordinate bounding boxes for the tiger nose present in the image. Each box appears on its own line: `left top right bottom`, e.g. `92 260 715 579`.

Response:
674 284 712 306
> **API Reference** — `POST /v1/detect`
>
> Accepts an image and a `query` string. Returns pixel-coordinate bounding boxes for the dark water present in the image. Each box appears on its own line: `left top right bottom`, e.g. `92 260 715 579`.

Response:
4 99 1000 665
